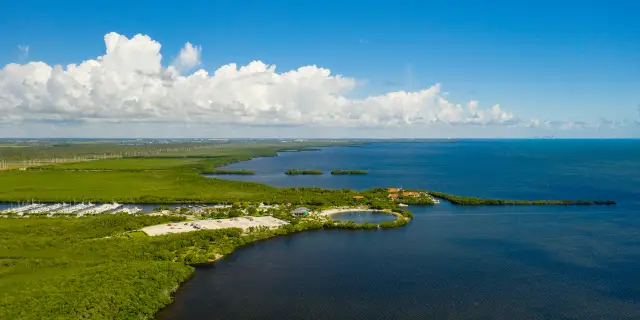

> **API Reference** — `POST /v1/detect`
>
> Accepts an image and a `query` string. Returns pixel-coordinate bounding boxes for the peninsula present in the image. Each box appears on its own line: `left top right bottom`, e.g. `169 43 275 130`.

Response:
428 191 617 206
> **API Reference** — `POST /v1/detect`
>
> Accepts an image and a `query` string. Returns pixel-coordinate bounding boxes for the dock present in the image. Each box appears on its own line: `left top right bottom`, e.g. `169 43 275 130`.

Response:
1 202 142 216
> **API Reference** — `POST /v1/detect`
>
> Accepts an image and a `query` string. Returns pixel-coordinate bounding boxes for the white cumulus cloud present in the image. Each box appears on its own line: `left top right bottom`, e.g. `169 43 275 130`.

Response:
172 42 201 72
0 32 521 128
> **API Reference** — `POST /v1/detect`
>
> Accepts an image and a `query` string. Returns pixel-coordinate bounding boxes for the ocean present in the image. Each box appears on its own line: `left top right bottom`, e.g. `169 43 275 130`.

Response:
161 140 640 319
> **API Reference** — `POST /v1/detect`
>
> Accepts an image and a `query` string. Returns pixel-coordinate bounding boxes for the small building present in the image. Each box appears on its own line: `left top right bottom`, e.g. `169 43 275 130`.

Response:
352 196 365 200
291 207 310 215
402 191 420 197
388 188 401 193
388 193 398 199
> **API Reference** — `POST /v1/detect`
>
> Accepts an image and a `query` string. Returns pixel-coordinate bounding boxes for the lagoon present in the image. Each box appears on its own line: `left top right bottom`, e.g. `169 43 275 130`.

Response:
331 211 397 224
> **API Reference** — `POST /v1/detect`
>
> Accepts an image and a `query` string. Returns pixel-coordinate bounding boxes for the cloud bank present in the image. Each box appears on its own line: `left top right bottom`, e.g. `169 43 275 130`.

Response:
0 32 531 129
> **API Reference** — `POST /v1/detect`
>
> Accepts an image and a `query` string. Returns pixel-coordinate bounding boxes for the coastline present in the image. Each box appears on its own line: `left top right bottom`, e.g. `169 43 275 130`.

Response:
1 140 621 319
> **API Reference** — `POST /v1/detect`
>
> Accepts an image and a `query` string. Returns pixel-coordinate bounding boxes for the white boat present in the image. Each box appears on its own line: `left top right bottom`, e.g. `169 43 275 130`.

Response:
79 202 122 215
57 203 96 214
4 203 44 214
28 203 66 213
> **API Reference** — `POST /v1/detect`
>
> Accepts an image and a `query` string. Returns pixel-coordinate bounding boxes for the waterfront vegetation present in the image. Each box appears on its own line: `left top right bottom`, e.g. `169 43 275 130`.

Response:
285 168 324 175
428 191 617 206
331 170 368 175
0 139 618 319
201 169 256 175
0 209 409 320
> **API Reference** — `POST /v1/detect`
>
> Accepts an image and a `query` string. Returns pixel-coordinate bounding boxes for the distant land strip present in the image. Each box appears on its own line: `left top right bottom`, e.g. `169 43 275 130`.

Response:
285 169 323 175
331 170 368 175
428 191 616 206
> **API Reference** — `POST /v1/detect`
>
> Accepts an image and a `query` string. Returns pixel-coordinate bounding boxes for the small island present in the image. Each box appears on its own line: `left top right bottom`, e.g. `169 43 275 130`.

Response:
202 169 256 175
285 169 324 175
331 170 368 175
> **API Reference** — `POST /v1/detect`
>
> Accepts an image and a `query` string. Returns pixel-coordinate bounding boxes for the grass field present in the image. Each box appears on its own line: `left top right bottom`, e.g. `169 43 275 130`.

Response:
49 157 203 170
0 169 274 203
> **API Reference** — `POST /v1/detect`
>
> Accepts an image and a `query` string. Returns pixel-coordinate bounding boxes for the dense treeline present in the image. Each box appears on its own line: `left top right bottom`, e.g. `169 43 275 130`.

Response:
0 212 409 319
395 196 436 205
331 170 368 175
0 141 227 162
285 169 324 175
428 191 617 205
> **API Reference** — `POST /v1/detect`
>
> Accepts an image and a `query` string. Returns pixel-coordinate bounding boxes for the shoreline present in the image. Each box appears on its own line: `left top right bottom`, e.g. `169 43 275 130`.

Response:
2 140 619 319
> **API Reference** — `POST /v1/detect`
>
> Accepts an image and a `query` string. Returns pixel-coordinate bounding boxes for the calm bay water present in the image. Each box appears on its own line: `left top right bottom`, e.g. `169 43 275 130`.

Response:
164 140 640 319
331 211 397 223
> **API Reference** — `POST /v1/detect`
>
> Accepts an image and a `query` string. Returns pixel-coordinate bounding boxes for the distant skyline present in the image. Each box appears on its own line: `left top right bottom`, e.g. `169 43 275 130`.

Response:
0 0 638 138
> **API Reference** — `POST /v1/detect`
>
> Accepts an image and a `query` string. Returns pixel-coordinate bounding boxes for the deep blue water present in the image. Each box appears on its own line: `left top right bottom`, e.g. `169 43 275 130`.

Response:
162 140 640 320
331 211 397 223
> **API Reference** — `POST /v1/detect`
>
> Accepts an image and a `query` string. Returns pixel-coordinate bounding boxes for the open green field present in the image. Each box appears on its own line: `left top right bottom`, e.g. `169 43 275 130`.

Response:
0 140 227 161
0 169 274 203
48 157 203 170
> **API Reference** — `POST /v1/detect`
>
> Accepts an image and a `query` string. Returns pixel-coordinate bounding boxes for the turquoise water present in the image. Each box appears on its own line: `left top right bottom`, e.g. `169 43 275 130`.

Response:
164 140 639 319
331 211 397 223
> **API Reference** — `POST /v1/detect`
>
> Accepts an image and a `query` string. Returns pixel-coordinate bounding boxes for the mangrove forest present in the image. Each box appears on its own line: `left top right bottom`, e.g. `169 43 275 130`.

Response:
284 169 324 175
331 170 368 175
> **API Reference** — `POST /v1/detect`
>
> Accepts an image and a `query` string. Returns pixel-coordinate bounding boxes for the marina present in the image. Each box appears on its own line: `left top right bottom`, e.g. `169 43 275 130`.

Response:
0 202 257 216
78 203 123 215
0 202 142 215
28 203 66 214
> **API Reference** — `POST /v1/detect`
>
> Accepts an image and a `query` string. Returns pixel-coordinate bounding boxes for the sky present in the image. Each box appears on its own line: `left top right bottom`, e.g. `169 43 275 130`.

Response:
0 0 639 138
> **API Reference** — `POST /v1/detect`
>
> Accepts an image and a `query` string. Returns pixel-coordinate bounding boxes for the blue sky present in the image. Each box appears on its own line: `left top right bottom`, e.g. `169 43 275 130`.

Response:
0 0 638 138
